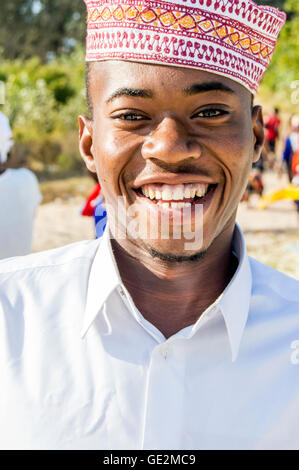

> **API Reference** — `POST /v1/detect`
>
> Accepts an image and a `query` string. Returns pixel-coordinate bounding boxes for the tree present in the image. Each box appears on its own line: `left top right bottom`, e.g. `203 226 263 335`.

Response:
0 0 86 61
256 0 285 9
255 0 285 9
260 0 299 96
256 0 295 18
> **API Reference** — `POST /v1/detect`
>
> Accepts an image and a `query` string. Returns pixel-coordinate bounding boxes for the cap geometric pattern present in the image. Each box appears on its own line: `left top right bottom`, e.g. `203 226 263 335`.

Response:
84 0 286 94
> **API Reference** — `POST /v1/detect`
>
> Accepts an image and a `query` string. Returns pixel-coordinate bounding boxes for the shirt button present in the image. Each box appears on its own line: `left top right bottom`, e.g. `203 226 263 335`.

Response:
160 345 171 360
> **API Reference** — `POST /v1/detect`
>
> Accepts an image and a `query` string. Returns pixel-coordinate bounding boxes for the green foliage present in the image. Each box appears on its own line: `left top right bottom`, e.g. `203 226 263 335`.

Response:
284 0 299 13
0 46 87 172
261 0 299 100
255 0 285 9
1 47 86 140
0 0 86 61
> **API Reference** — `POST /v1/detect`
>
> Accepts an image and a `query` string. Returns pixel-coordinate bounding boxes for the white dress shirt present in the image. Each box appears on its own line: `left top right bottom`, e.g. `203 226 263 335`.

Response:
0 224 299 450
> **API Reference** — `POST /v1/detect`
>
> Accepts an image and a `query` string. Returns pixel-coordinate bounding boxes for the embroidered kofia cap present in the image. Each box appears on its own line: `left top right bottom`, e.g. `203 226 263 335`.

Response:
83 0 286 94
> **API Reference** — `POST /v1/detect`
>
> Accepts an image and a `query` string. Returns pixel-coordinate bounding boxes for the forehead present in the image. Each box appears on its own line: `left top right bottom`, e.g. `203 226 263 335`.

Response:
88 60 250 103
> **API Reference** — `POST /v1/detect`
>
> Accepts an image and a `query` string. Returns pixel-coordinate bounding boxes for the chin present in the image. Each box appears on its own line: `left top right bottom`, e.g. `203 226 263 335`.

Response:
141 238 208 263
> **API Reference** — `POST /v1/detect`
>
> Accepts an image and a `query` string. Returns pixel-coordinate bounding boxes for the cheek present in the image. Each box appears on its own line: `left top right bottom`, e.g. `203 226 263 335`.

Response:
221 124 253 176
232 127 253 177
209 125 253 203
92 130 141 195
94 132 130 183
226 146 253 204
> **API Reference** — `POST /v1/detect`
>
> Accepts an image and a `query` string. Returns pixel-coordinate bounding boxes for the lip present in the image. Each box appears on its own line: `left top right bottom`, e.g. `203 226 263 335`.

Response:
132 173 218 189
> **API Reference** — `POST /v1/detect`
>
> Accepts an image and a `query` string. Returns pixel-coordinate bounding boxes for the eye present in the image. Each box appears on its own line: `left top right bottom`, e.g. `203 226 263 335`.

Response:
192 108 229 119
112 112 148 121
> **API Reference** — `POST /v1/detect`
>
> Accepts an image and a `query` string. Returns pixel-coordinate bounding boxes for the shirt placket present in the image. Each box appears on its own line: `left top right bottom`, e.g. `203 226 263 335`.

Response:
141 339 185 450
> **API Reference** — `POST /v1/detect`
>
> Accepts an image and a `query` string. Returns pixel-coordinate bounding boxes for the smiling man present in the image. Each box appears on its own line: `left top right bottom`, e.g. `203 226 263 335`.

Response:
0 0 299 451
79 61 262 338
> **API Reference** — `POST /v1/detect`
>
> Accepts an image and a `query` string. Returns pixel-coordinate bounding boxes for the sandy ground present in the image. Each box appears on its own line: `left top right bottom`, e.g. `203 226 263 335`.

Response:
32 171 299 279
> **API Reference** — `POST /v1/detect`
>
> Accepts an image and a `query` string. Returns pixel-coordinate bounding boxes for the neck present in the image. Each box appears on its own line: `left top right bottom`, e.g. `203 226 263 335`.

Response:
111 223 238 338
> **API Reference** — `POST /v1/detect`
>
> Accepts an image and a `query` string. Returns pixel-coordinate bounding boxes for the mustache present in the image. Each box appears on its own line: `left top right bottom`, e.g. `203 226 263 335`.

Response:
129 160 215 181
151 159 209 174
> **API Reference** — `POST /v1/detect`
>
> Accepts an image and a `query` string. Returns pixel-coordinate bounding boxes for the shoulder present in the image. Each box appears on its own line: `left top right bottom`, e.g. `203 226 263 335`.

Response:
244 257 299 366
0 238 101 278
12 168 39 183
5 168 39 186
249 256 299 306
0 111 10 126
10 168 42 204
0 238 103 366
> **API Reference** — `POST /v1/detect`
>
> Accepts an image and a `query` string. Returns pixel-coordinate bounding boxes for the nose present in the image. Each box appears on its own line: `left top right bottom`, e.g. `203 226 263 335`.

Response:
141 117 201 164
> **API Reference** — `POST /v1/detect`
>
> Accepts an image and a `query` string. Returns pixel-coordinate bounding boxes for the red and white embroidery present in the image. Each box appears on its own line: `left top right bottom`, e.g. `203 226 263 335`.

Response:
84 0 286 93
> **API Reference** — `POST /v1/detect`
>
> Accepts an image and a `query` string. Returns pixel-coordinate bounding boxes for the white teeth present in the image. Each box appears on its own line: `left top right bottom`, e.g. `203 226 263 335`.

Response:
177 202 192 209
149 188 155 200
173 186 184 201
161 188 172 201
157 200 168 207
140 183 210 201
157 201 191 209
196 185 207 197
142 187 149 197
155 189 162 200
184 187 191 198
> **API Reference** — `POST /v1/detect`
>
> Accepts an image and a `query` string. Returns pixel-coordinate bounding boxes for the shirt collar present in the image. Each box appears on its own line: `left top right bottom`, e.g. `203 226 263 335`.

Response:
81 223 252 362
80 226 121 338
217 223 252 362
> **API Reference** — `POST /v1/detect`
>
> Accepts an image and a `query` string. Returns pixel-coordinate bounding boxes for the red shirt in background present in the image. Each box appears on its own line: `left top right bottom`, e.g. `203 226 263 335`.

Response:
265 114 280 142
81 183 101 217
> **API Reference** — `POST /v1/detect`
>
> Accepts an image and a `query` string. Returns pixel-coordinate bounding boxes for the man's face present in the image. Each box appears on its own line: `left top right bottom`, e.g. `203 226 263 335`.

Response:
79 61 263 260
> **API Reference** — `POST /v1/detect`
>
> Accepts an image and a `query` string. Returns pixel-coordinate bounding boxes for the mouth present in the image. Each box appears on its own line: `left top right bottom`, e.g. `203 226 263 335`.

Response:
133 182 217 209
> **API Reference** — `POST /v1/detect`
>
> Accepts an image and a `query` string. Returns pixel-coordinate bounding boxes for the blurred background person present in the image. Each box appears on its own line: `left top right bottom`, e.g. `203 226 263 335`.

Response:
258 116 299 216
0 108 42 259
0 109 13 164
291 162 299 223
282 115 299 182
241 168 264 209
283 114 299 216
80 170 106 239
264 107 281 169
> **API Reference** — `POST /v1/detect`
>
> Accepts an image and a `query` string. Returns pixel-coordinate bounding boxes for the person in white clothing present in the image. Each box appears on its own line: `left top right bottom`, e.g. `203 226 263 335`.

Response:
1 0 299 451
0 110 14 164
0 110 42 259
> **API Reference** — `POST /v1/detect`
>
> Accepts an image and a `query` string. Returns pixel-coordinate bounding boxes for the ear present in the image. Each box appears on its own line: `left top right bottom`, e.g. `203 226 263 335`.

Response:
78 115 96 173
252 105 265 163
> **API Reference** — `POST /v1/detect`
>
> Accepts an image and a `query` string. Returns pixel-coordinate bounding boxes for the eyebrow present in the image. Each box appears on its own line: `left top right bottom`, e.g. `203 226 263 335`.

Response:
105 81 235 104
106 87 154 104
183 82 235 96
